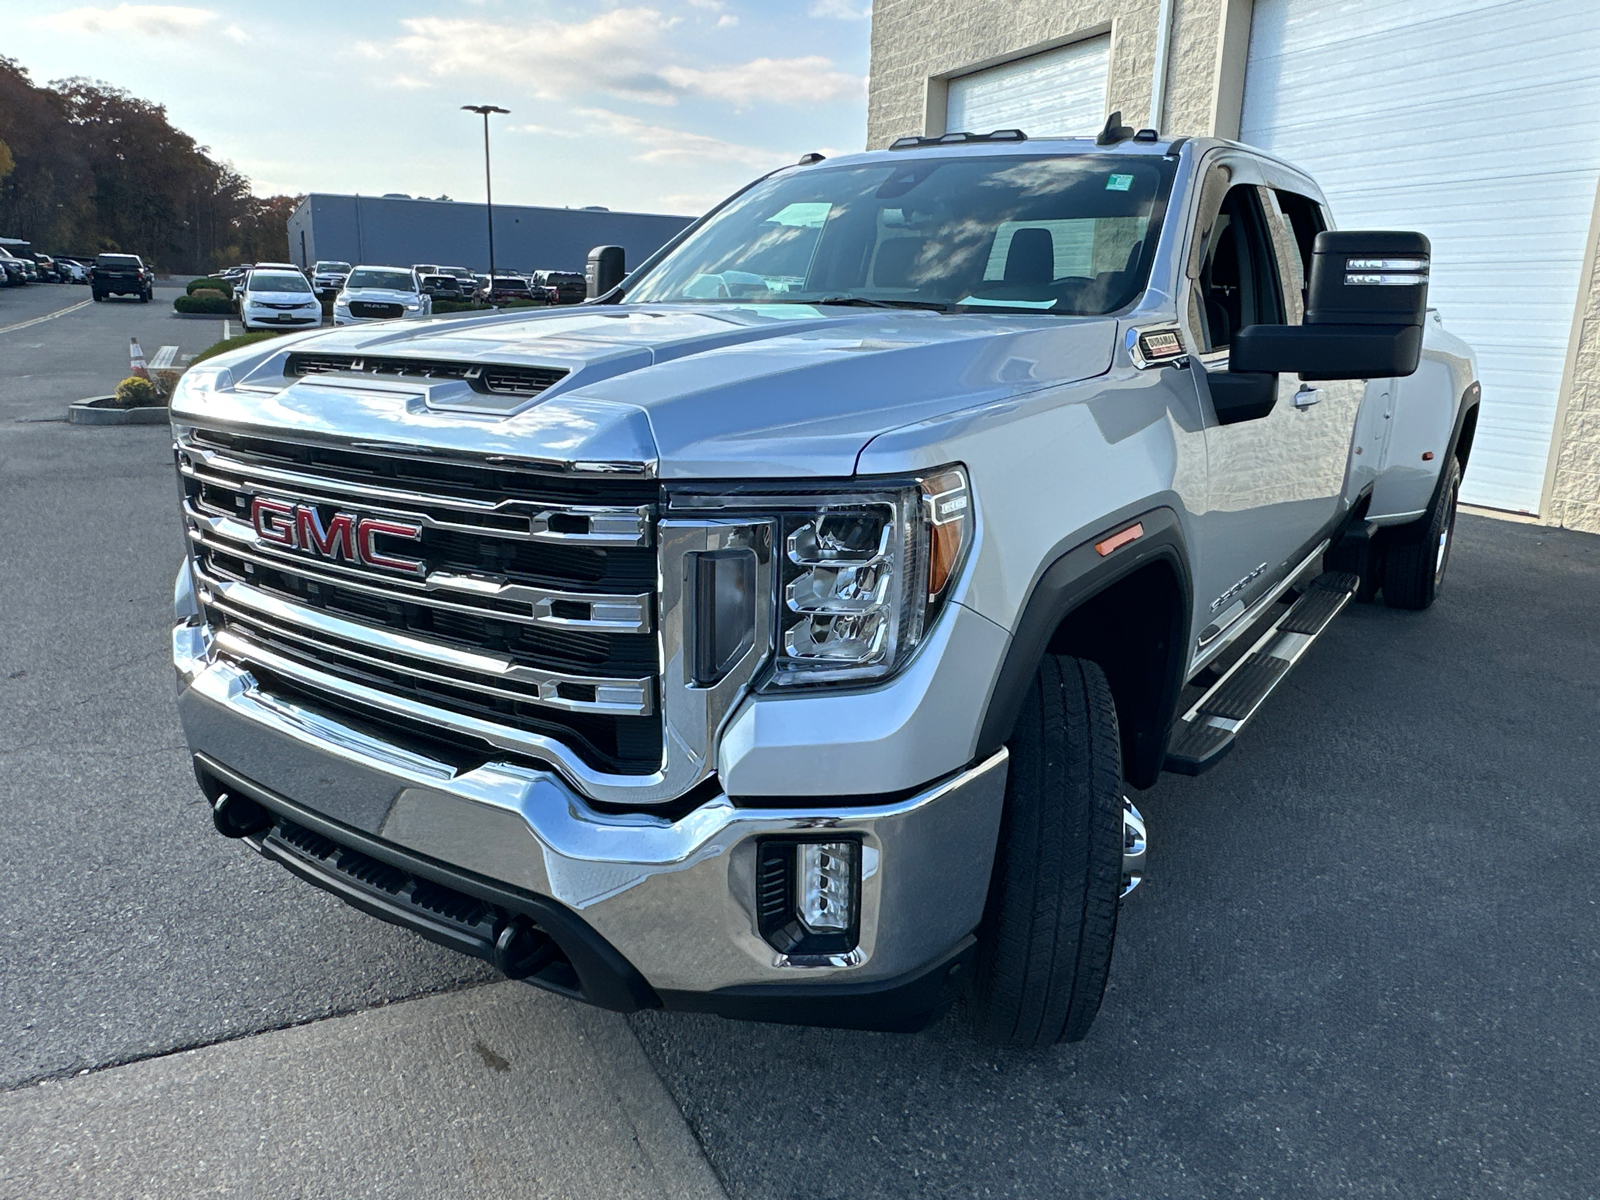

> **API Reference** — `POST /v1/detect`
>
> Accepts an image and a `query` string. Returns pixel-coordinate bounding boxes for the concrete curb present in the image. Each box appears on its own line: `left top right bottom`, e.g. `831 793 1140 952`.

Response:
67 396 169 426
169 310 234 320
0 982 730 1200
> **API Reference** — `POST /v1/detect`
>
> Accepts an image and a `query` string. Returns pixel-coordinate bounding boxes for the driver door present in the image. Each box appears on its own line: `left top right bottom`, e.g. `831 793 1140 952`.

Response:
1181 161 1358 659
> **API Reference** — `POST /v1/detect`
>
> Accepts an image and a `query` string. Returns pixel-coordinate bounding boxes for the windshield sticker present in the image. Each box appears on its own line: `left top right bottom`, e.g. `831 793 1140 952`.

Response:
1106 174 1134 192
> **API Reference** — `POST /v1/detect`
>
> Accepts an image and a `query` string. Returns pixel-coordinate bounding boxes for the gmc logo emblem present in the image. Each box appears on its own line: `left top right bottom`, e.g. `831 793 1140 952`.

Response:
250 497 425 577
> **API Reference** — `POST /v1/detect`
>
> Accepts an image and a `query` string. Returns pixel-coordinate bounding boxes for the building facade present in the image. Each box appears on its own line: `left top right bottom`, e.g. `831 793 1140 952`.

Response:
868 0 1600 531
286 194 692 283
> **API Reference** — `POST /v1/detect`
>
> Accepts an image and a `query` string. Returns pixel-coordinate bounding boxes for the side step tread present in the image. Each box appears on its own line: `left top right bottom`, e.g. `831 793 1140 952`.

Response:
1165 571 1358 776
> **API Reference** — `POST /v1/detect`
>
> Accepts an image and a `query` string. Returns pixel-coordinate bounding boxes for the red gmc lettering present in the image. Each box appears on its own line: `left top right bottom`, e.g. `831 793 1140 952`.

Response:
251 497 298 547
357 518 425 576
296 508 356 562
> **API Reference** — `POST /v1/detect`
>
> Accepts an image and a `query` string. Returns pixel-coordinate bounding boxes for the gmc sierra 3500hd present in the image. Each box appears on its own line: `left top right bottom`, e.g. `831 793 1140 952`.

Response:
169 119 1478 1046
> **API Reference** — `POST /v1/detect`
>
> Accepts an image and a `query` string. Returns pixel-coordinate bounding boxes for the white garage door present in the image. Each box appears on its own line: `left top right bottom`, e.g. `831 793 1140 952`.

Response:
946 36 1110 139
1240 0 1600 513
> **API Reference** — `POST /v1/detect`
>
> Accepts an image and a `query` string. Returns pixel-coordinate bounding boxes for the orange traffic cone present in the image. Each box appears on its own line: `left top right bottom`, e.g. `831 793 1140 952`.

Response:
129 337 150 380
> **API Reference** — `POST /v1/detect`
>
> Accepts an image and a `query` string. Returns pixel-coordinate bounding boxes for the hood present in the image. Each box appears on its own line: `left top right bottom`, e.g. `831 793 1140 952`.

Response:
340 287 421 302
186 303 1117 478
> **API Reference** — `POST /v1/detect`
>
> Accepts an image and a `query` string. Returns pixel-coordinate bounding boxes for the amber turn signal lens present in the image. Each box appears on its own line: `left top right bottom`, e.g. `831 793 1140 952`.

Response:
929 519 963 596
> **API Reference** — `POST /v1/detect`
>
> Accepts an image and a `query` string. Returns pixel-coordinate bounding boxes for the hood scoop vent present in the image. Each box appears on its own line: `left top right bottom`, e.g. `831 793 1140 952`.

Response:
286 352 568 404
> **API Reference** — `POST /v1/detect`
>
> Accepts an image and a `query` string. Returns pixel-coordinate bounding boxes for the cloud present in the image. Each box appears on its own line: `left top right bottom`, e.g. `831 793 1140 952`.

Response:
659 57 863 106
36 3 222 38
386 9 682 104
370 9 860 109
574 108 784 169
809 0 871 18
716 13 738 27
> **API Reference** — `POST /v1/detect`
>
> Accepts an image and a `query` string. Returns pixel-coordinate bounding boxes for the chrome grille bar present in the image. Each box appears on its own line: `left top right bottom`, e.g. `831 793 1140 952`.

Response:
199 572 652 717
181 447 651 547
185 507 652 633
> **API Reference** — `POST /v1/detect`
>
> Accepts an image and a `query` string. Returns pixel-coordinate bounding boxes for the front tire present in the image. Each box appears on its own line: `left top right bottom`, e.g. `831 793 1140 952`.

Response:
1382 456 1460 610
969 656 1124 1046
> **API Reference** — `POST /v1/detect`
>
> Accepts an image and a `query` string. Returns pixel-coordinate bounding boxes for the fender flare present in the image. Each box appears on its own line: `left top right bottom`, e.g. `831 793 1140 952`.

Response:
975 506 1194 790
1387 380 1480 540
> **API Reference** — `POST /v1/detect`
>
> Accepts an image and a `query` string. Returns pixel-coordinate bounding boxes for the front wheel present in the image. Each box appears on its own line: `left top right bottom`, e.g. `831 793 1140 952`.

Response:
1382 456 1461 610
968 655 1125 1046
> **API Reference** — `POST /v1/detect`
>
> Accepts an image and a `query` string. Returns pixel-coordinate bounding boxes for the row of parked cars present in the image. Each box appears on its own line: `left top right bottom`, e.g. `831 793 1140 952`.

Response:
308 261 587 306
0 247 94 286
223 260 588 333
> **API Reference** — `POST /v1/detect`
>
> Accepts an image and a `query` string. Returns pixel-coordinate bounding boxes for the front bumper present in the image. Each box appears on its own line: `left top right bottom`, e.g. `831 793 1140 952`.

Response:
173 617 1008 1019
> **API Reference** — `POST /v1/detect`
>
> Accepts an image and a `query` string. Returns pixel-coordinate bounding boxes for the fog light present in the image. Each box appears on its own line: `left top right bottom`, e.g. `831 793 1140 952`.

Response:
755 837 862 953
799 841 858 933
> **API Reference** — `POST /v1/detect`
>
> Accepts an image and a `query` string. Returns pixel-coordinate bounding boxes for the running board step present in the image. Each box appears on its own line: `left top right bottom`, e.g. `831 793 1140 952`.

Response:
1164 571 1360 776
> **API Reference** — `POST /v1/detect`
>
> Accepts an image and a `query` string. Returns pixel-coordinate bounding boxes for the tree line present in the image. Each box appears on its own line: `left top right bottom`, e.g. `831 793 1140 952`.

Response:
0 57 294 273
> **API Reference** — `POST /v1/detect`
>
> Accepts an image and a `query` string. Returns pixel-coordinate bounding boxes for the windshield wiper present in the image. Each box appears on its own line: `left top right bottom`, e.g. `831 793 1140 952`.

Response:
769 296 952 312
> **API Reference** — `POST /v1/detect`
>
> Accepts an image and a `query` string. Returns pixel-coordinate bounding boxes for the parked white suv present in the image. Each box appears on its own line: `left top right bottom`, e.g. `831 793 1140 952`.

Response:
333 266 432 326
238 270 322 332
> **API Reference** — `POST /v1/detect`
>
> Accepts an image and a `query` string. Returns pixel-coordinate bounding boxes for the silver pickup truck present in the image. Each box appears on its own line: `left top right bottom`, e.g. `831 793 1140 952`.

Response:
169 123 1478 1046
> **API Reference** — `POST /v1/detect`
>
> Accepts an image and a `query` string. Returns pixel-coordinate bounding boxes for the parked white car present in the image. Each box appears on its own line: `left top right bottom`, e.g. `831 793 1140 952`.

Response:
238 269 323 332
333 266 432 326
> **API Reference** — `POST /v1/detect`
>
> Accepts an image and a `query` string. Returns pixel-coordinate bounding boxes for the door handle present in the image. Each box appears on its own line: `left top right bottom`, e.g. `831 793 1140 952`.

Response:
1293 386 1321 408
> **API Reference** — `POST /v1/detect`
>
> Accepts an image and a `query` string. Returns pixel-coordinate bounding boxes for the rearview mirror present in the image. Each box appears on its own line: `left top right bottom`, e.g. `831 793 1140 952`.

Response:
1232 230 1430 380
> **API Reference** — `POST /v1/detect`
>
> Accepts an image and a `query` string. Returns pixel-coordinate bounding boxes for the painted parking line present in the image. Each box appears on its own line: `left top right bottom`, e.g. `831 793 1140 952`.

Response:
0 298 94 336
150 345 179 369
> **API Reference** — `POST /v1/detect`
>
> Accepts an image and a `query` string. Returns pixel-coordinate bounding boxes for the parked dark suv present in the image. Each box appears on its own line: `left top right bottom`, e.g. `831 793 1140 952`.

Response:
532 270 587 305
91 253 154 302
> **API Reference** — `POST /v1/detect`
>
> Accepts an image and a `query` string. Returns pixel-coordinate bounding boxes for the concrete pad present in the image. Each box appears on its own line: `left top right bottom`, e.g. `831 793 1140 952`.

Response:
0 983 726 1200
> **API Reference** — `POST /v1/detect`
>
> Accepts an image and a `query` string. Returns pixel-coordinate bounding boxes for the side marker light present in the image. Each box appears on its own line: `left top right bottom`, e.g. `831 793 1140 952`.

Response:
1096 522 1144 557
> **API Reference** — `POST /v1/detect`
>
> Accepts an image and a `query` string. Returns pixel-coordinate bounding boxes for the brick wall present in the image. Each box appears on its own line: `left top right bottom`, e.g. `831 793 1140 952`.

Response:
1546 253 1600 533
866 0 1232 148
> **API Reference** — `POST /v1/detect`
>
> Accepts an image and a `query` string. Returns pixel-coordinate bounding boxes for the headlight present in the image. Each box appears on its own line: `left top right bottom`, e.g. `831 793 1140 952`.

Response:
404 301 421 310
171 365 233 405
334 296 349 308
672 466 973 688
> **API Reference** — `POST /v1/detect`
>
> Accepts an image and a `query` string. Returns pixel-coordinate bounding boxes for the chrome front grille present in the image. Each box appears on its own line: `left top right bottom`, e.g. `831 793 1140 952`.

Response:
177 429 664 776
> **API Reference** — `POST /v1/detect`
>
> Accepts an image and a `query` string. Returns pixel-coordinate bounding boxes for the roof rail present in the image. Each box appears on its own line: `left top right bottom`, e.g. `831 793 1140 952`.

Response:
889 128 1028 150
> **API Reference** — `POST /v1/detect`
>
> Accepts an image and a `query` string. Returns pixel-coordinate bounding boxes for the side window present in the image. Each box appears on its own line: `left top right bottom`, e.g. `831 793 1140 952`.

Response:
1194 184 1286 353
1268 189 1328 324
1257 187 1306 325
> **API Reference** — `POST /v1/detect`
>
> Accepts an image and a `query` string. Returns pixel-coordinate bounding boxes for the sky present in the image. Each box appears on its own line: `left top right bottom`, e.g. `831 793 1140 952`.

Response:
6 1 873 216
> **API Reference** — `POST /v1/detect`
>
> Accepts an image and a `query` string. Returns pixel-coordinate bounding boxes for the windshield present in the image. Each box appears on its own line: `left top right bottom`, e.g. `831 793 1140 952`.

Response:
249 272 314 294
97 255 140 266
315 261 351 273
346 269 416 291
626 153 1175 315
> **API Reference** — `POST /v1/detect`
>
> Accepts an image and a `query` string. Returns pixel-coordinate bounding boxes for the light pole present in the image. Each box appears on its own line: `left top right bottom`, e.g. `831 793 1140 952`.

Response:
461 104 510 283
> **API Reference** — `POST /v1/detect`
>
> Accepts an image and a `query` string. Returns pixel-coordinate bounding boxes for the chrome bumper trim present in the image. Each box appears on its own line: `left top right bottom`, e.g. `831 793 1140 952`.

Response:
175 635 1008 991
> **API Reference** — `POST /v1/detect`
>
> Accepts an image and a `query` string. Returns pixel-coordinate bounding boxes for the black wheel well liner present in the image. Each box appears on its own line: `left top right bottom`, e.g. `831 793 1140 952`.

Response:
1454 382 1481 471
976 507 1192 791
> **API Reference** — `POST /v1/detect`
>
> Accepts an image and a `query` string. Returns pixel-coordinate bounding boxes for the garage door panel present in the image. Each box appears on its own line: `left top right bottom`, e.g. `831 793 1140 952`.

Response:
1242 0 1600 513
945 36 1109 139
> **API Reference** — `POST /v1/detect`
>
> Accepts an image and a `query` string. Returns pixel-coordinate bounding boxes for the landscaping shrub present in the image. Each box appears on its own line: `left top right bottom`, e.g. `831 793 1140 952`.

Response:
175 293 235 315
113 376 157 407
187 276 233 297
189 330 286 366
433 298 494 314
151 368 183 400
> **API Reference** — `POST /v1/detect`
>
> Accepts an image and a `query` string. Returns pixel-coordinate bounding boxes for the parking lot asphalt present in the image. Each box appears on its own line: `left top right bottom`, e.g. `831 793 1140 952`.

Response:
2 296 1597 1198
0 282 227 423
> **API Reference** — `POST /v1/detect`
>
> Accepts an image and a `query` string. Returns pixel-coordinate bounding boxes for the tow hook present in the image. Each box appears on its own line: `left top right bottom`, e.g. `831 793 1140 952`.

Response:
1121 797 1147 898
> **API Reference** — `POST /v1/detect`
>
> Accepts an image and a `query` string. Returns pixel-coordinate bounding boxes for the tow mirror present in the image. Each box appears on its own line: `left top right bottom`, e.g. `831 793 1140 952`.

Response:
586 245 626 299
1231 230 1430 380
